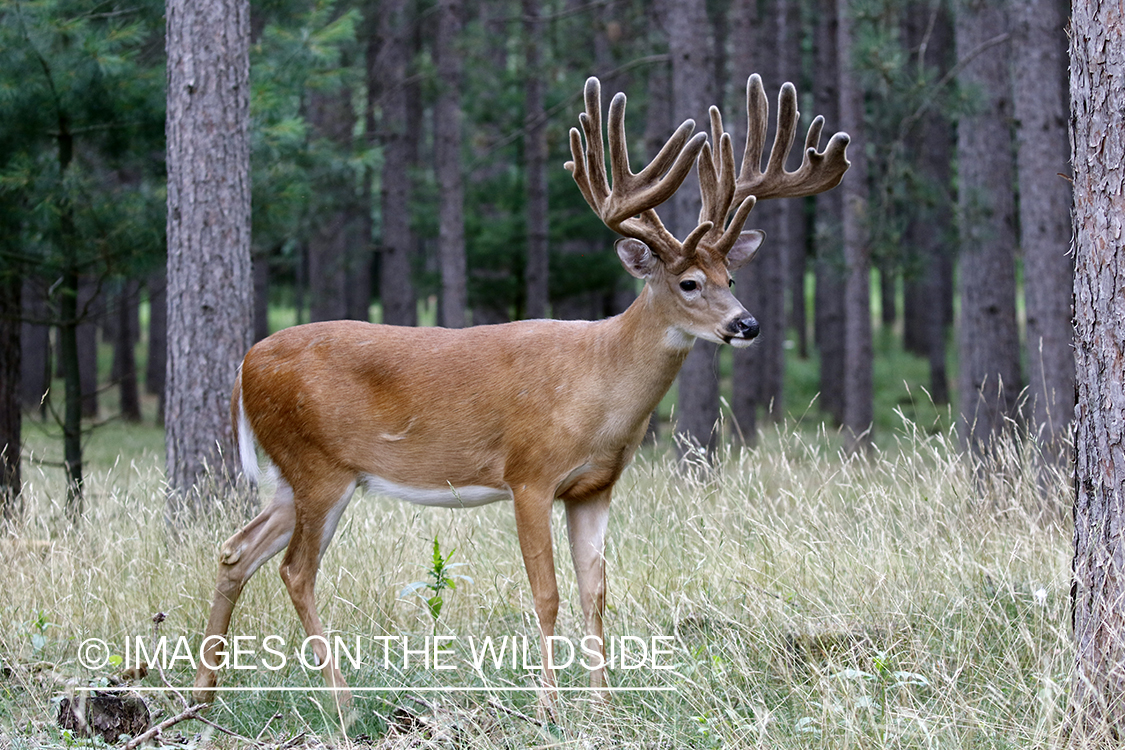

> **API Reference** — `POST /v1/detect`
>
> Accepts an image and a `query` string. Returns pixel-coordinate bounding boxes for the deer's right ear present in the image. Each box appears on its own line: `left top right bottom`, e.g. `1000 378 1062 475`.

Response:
616 238 659 279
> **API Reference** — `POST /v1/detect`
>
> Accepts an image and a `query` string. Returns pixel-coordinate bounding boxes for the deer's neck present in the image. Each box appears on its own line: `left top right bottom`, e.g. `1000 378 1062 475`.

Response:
600 283 695 419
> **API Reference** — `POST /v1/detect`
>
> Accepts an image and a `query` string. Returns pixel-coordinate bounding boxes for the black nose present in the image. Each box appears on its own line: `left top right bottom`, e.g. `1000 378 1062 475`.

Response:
728 315 759 339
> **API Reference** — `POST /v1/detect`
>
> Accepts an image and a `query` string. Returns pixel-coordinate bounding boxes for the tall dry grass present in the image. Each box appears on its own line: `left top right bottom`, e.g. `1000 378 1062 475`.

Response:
1 416 1072 748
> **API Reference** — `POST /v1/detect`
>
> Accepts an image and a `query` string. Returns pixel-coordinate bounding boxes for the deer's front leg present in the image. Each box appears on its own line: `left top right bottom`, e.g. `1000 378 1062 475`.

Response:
565 491 610 691
512 486 560 710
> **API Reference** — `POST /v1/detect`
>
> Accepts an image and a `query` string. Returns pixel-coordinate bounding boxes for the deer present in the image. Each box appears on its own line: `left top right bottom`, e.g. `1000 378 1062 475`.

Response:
191 74 849 710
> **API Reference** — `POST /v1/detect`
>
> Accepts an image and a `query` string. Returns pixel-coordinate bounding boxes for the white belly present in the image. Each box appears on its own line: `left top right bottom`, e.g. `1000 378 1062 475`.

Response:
361 474 513 508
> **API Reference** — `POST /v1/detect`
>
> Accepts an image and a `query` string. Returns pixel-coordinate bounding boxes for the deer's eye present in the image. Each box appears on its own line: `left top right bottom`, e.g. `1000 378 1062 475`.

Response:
728 279 735 288
679 280 698 292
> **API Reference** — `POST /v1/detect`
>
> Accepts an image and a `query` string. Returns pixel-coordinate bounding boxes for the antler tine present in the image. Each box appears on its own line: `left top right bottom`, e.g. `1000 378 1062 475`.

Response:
565 78 610 216
692 105 758 259
565 76 706 247
733 74 851 203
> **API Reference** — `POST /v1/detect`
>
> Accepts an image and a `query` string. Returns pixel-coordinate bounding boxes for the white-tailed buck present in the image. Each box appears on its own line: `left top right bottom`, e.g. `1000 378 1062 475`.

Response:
193 75 849 707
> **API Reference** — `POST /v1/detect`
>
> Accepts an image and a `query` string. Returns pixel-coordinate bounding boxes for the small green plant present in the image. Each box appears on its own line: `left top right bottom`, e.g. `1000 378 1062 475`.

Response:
401 536 472 627
30 610 51 656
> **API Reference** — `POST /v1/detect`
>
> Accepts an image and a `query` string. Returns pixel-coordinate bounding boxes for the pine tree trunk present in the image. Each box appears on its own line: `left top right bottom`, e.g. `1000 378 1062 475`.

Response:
377 0 417 326
165 0 253 518
523 0 549 320
114 280 141 422
307 83 356 324
730 0 789 443
468 2 513 326
59 266 84 519
145 271 167 424
1012 0 1073 457
20 278 50 412
879 262 896 327
815 0 846 425
839 0 873 448
955 0 1020 452
77 277 99 419
904 0 954 406
435 0 467 328
667 0 720 453
782 0 809 362
1070 0 1125 736
0 268 21 520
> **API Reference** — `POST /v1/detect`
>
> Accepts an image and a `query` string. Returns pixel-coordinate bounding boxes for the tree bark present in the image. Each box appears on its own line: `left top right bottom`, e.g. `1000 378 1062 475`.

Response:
307 83 356 324
77 276 99 419
20 278 50 413
1012 0 1073 457
782 0 809 362
523 0 549 320
815 0 846 425
145 271 167 423
1070 0 1125 736
377 0 416 326
667 0 720 454
435 0 467 328
730 0 788 444
165 0 253 518
904 0 955 406
467 2 513 327
0 268 21 520
113 279 141 422
59 266 84 519
839 0 873 448
955 0 1020 453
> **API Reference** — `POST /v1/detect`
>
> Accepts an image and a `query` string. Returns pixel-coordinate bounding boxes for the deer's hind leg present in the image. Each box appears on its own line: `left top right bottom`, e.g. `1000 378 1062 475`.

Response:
278 470 358 707
194 479 296 703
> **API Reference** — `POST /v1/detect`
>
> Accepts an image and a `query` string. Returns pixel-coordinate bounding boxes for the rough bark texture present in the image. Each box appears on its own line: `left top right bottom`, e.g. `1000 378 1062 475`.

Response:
730 0 788 444
20 278 50 412
165 0 254 517
468 3 513 326
77 277 99 419
667 0 720 453
307 83 357 324
145 271 167 423
1012 0 1073 455
954 0 1020 452
523 0 549 320
838 0 872 448
904 0 954 406
377 0 417 326
815 0 846 425
783 0 809 362
0 269 21 520
1070 0 1125 736
59 267 83 518
435 0 467 328
113 280 141 422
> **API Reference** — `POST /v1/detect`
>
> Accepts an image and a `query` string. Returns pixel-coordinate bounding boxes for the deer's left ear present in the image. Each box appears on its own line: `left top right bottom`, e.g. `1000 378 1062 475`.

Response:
725 230 765 271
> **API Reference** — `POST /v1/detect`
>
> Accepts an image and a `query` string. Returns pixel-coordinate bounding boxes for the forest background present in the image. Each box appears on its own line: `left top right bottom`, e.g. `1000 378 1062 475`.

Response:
0 0 1074 504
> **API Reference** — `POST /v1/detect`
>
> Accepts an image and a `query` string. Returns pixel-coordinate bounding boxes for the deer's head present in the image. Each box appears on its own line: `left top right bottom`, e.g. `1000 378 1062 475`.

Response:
565 76 850 349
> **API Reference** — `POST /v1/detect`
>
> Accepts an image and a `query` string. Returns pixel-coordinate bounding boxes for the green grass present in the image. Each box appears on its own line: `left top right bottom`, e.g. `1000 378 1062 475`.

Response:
1 415 1073 748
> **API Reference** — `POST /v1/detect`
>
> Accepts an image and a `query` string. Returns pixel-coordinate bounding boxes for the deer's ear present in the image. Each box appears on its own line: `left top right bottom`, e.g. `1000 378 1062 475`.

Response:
616 238 660 279
725 230 765 271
